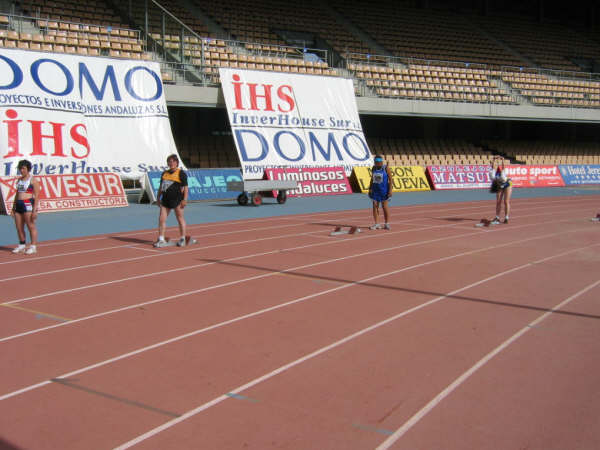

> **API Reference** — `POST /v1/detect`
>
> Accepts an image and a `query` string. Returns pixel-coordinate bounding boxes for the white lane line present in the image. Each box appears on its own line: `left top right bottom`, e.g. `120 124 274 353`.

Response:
375 278 600 450
112 243 599 450
3 212 574 307
0 195 590 265
0 218 586 344
0 199 585 283
1 231 593 406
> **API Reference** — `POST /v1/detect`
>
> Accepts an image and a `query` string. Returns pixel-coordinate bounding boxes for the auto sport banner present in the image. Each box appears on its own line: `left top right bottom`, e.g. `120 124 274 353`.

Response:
263 166 351 197
143 168 243 202
427 165 493 189
558 165 600 185
0 172 127 214
505 165 565 187
0 48 180 180
219 68 373 179
352 165 431 193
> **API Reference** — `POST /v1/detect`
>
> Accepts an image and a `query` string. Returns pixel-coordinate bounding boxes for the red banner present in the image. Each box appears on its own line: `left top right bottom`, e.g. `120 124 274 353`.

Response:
0 173 128 215
263 167 352 197
505 165 565 187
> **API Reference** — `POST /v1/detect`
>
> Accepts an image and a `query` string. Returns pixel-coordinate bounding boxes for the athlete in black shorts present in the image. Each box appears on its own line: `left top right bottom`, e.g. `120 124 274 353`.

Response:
154 154 189 247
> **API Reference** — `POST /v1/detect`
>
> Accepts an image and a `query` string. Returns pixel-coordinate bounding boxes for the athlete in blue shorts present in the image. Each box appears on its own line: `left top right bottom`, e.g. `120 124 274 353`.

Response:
12 160 41 254
368 155 393 230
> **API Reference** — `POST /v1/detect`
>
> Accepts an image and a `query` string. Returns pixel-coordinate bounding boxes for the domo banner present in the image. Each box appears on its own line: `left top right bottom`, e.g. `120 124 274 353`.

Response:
219 68 373 179
0 48 180 179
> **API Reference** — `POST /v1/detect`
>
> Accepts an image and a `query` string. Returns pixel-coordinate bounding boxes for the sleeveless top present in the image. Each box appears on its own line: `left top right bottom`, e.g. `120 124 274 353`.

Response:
16 176 34 194
371 165 389 195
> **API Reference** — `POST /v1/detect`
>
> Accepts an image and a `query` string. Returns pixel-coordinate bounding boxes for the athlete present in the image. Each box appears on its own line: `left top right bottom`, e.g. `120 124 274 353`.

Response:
154 154 189 247
490 155 512 224
368 155 393 230
12 160 41 254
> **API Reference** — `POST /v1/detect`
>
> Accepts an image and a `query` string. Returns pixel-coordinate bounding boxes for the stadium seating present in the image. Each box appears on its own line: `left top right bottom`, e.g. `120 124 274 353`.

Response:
484 140 600 165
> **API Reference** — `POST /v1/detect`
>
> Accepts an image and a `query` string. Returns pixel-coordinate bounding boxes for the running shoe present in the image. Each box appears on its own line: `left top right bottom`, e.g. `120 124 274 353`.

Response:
177 237 186 247
153 239 168 248
369 224 381 230
384 223 391 230
503 218 509 224
25 245 37 255
12 244 26 254
490 218 501 225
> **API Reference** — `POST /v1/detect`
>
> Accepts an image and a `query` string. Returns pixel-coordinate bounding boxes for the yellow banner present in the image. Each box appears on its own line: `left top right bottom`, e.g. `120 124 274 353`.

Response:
352 166 431 193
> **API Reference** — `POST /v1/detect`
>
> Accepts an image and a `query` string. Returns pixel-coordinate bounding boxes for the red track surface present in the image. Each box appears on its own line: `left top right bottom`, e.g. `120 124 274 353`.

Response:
1 195 599 450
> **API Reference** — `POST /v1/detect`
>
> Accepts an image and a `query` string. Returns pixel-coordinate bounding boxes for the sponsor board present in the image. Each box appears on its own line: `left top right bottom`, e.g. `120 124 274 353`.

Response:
505 165 565 187
0 48 180 179
263 166 352 197
144 168 243 202
558 165 600 185
0 172 127 214
426 165 493 189
352 165 431 193
219 68 372 178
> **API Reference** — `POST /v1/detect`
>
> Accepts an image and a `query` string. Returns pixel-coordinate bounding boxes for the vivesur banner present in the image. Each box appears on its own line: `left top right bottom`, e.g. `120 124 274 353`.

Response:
0 48 180 179
352 165 431 193
219 68 373 179
0 172 127 215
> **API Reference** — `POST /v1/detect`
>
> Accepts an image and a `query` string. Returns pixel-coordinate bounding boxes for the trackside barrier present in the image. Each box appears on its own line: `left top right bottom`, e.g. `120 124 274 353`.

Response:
143 168 243 203
558 165 600 186
351 165 431 193
0 173 128 215
505 165 565 187
263 167 352 197
426 165 493 190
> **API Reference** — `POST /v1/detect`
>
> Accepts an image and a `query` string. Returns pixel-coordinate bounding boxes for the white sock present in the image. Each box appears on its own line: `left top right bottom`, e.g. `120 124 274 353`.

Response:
159 235 164 241
505 215 509 219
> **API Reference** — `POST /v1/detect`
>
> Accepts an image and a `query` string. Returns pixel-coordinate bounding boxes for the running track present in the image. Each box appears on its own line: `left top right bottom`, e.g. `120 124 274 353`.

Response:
1 195 599 449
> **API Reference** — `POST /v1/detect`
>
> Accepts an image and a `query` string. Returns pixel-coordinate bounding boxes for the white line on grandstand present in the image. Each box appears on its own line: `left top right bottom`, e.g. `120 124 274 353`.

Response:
2 229 592 403
112 243 599 450
0 219 582 345
375 277 600 450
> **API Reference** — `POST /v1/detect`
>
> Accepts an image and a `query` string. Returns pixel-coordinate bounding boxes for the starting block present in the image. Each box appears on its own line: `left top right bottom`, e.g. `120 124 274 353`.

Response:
591 213 600 222
330 226 361 236
155 235 198 248
475 218 497 228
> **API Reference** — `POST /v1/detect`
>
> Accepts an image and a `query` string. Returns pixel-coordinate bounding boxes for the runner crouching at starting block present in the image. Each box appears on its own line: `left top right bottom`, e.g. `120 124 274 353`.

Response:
154 154 189 248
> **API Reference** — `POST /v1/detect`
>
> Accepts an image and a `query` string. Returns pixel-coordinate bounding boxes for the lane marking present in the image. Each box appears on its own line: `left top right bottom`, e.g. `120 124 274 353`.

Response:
1 303 71 323
112 244 599 450
0 219 581 343
2 236 594 407
353 423 394 436
375 278 600 450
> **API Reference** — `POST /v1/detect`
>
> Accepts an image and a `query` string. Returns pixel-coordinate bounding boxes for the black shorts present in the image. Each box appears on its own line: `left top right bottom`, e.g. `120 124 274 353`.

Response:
14 199 35 214
160 194 182 209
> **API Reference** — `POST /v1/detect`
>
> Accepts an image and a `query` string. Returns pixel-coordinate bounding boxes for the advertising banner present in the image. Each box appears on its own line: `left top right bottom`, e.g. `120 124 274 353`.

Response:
219 68 372 178
0 172 127 214
426 165 493 189
505 165 565 187
0 48 180 179
558 165 600 185
263 166 351 197
144 168 243 202
352 165 430 193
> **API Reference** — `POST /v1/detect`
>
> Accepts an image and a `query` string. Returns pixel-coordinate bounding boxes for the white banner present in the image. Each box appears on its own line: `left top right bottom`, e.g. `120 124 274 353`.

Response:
0 48 180 179
219 68 372 179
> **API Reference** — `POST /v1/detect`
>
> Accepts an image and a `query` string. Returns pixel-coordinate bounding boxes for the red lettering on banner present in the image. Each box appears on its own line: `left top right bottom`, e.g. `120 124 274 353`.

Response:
3 109 23 158
70 124 90 159
230 74 295 112
28 120 66 157
0 173 127 214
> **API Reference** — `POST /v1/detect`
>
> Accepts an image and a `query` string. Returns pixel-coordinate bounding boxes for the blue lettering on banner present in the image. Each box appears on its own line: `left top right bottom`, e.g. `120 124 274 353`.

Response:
146 169 243 200
559 165 600 185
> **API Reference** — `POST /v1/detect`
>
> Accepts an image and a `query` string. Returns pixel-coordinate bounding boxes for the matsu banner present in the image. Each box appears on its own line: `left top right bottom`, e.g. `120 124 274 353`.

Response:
0 48 180 179
219 68 373 179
